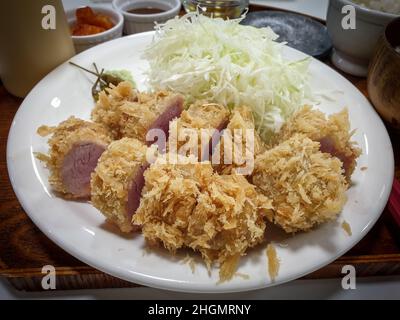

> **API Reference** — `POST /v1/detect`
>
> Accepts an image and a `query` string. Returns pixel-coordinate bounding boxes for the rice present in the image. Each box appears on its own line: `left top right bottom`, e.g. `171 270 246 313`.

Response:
352 0 400 15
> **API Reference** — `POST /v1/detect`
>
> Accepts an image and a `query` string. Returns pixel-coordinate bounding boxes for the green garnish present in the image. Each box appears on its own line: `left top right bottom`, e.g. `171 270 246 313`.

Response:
69 61 136 101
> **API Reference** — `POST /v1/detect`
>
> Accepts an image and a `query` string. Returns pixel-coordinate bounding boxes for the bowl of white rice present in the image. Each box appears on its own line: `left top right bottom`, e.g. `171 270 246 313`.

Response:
352 0 400 15
327 0 399 76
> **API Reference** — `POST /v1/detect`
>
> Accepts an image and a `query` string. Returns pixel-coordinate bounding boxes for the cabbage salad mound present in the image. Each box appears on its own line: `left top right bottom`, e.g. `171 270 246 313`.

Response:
144 12 311 141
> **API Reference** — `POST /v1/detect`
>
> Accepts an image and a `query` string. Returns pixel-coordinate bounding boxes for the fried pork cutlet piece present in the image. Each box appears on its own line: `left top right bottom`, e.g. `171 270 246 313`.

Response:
91 81 139 138
133 157 272 281
213 105 266 175
91 138 148 233
252 134 348 233
36 117 112 199
168 102 230 161
91 81 184 145
120 92 184 147
276 106 361 181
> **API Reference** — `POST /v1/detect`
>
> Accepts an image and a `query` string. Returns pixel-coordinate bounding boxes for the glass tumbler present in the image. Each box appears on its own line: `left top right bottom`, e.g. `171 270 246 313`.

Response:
182 0 249 19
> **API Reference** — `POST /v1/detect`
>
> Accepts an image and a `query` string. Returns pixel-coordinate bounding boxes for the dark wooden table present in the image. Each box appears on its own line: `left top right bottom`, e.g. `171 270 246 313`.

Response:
1 5 400 291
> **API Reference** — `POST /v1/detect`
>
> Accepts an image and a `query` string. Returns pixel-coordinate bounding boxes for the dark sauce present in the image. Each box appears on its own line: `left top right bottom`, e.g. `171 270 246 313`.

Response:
127 7 165 14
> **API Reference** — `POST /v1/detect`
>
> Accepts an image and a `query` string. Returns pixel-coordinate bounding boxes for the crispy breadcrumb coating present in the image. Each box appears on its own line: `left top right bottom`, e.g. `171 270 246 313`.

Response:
133 156 273 281
266 244 279 281
252 134 348 233
91 81 140 138
119 91 183 143
275 105 327 142
91 137 148 233
168 102 229 160
182 101 230 130
276 106 361 180
214 105 265 175
342 220 352 236
91 81 183 143
36 117 112 199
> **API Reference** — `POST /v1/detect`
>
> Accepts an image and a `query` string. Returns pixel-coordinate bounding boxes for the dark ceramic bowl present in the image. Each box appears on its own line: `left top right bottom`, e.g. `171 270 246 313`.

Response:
241 10 332 59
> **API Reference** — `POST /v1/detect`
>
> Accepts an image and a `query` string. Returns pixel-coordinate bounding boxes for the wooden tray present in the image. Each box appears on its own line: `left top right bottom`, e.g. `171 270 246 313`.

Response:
1 5 400 292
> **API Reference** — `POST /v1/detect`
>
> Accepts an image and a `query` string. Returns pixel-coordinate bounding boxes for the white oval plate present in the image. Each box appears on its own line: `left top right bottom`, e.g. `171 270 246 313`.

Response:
7 32 394 293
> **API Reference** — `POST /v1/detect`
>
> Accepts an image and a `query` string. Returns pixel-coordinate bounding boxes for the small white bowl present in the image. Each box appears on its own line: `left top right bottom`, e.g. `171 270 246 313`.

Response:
113 0 181 34
66 6 124 53
327 0 398 76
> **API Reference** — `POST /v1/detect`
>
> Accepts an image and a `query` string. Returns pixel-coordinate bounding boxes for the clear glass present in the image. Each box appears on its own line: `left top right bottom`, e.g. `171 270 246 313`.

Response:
182 0 249 19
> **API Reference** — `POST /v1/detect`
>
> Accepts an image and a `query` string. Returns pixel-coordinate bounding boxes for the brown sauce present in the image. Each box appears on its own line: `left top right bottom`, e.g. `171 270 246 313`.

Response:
127 7 165 14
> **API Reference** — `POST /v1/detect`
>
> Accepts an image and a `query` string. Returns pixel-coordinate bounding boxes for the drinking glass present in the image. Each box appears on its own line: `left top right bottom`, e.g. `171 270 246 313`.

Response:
182 0 249 19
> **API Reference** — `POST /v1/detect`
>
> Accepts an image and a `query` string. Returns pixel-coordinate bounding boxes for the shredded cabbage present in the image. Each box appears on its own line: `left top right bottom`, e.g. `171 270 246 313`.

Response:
143 13 310 141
